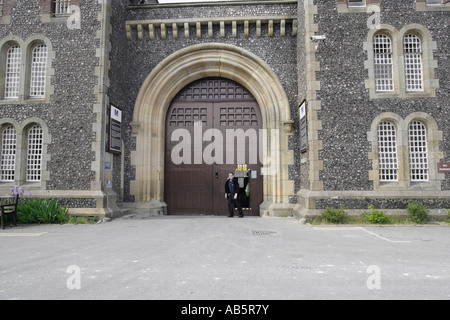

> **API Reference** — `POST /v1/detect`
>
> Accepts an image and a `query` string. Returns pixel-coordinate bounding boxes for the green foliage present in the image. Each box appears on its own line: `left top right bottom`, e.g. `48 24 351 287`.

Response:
407 201 429 224
320 206 349 224
17 198 69 224
363 205 389 224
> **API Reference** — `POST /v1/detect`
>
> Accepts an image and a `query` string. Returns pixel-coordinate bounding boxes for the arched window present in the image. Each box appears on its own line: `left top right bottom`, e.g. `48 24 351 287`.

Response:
378 121 398 181
0 125 16 181
408 120 428 181
373 34 394 92
4 45 21 99
404 34 424 92
29 44 48 98
26 125 43 182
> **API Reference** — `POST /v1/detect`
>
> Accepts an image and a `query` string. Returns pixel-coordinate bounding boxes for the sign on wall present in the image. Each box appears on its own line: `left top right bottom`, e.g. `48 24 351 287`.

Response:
299 100 307 153
109 104 122 154
438 162 450 173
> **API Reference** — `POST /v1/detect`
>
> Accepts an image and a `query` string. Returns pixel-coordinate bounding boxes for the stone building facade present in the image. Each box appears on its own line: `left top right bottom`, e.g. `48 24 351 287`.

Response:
0 0 448 218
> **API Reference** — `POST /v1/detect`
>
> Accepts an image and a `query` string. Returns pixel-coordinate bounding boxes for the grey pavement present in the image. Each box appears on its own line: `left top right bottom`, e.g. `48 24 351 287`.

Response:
0 215 449 300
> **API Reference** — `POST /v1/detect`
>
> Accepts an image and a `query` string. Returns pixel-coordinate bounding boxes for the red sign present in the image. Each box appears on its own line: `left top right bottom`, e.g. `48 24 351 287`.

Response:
438 162 450 173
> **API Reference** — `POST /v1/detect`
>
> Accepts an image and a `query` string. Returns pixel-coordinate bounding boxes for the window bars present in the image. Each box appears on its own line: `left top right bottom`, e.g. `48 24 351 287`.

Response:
374 34 394 92
54 0 71 16
0 0 4 17
408 121 429 181
0 126 16 182
26 125 43 182
378 121 398 181
5 46 21 99
30 44 48 98
404 34 424 92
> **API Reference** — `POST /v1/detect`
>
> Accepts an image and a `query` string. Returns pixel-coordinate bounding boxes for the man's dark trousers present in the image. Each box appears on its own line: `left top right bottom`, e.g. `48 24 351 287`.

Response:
228 194 243 217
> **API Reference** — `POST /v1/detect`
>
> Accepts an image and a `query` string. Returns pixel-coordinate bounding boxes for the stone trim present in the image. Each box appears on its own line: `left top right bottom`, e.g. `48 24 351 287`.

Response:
303 0 323 192
364 24 438 99
0 35 55 104
295 189 450 218
129 0 298 9
91 0 111 193
130 43 295 216
0 117 51 190
367 112 444 191
126 16 298 41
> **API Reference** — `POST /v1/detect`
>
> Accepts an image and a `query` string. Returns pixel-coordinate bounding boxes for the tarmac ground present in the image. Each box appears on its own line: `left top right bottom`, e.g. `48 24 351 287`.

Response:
0 215 449 300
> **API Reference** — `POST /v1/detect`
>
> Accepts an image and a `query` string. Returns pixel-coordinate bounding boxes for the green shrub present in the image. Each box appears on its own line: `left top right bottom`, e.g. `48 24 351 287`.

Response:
363 204 389 224
17 198 69 224
407 201 429 224
321 206 349 224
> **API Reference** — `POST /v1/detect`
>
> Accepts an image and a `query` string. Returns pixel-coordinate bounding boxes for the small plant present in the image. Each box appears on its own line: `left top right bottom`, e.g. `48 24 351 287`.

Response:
446 209 450 223
17 198 69 224
407 201 429 224
320 206 349 224
363 204 389 224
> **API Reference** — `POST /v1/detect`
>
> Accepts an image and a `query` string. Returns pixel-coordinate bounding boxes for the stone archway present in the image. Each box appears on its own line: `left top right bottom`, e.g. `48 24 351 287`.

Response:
130 43 294 216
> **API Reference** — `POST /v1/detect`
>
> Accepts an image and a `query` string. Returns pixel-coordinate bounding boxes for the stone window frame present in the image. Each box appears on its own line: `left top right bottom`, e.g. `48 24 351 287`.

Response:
368 112 443 191
0 117 51 192
337 0 380 13
416 0 450 11
40 0 84 24
0 0 15 25
0 35 55 105
364 24 438 99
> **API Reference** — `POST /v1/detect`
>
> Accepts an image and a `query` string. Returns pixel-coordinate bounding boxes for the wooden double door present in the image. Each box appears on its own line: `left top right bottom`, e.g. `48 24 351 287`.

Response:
164 78 263 215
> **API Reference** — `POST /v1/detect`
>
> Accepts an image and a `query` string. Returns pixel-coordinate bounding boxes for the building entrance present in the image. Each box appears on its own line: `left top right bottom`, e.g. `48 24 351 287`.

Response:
164 78 263 215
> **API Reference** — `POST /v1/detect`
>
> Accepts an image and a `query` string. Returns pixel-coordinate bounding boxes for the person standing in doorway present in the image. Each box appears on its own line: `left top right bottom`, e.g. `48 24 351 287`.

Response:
224 172 243 218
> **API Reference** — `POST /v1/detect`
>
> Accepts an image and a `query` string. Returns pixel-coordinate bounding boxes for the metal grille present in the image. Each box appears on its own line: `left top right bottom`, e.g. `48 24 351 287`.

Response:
404 34 423 92
378 121 398 181
252 230 276 236
54 0 71 15
30 44 48 98
408 121 428 182
26 125 43 182
219 106 258 127
0 0 4 17
374 34 394 92
174 78 253 102
1 126 17 182
5 46 21 99
169 107 208 127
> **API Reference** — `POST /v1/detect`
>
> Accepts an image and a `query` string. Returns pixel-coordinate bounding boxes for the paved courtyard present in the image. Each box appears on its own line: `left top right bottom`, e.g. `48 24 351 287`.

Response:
0 215 448 300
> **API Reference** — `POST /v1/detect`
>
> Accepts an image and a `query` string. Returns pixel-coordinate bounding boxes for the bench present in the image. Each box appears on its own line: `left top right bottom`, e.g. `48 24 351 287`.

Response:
0 194 19 230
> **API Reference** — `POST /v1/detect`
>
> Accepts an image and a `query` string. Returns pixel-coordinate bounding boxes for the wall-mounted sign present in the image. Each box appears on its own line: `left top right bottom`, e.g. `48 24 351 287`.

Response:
299 100 307 153
109 104 122 154
438 162 450 173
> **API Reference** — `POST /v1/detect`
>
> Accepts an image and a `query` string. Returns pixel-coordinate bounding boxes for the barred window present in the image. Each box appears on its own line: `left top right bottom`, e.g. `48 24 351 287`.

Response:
54 0 72 16
0 0 4 17
26 125 43 182
378 121 398 181
404 34 424 92
5 45 21 99
408 121 429 182
374 34 394 92
30 44 48 98
1 126 16 182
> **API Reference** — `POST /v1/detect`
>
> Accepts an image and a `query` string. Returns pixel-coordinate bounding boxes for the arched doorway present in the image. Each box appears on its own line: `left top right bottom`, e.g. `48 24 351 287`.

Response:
164 78 263 215
130 43 295 216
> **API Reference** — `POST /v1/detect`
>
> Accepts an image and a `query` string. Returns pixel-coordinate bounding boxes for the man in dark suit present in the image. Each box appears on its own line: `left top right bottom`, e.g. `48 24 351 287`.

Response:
224 172 243 218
